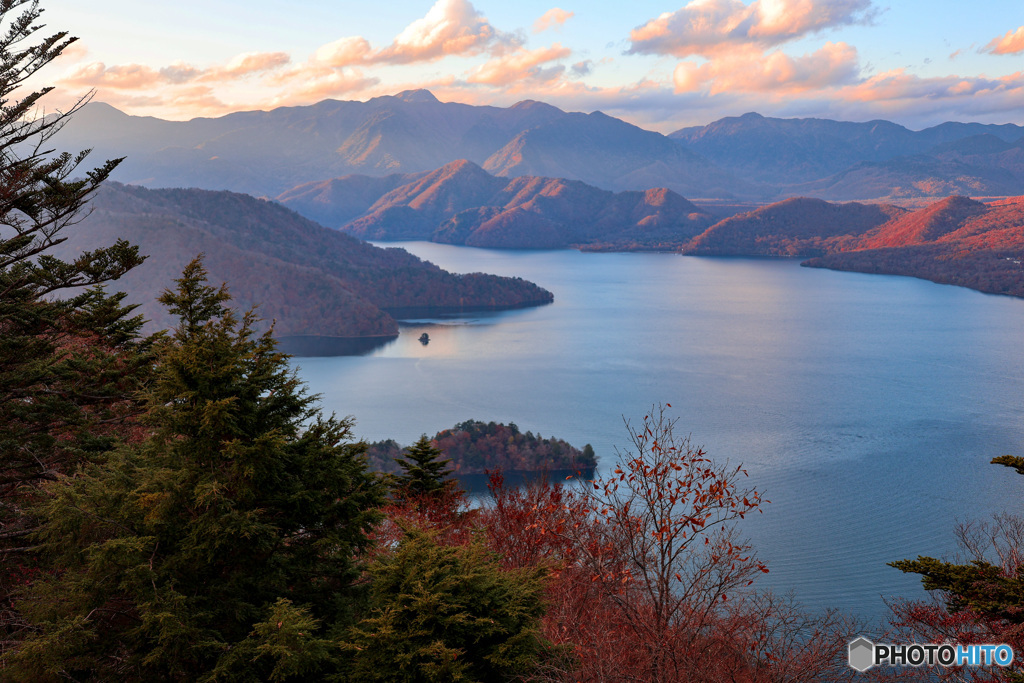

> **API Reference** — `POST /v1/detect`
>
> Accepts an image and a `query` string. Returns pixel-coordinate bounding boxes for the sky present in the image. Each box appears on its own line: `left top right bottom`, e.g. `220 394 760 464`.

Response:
25 0 1024 132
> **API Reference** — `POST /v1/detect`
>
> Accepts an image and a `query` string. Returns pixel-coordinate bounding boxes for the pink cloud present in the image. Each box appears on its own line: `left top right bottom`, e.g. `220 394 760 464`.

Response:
202 52 291 81
305 0 518 70
313 37 373 67
468 44 572 86
840 69 1024 104
373 0 519 64
984 26 1024 55
673 42 859 94
83 85 235 118
62 62 164 89
534 8 575 33
62 51 291 90
267 67 380 104
630 0 874 57
53 41 89 64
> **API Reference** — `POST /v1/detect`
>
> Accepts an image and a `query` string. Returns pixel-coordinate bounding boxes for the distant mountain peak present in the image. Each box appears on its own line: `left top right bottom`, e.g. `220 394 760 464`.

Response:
509 99 562 113
394 89 439 104
739 112 764 119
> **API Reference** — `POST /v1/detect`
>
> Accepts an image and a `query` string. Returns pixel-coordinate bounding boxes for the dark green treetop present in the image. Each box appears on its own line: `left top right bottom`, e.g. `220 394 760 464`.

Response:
394 434 456 497
343 528 554 682
0 0 146 509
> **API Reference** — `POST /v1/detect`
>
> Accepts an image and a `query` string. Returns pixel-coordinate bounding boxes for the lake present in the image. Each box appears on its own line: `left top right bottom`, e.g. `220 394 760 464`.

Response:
289 243 1024 625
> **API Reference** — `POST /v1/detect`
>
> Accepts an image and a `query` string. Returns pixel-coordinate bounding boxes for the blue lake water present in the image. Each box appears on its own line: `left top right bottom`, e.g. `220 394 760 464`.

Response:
290 242 1024 625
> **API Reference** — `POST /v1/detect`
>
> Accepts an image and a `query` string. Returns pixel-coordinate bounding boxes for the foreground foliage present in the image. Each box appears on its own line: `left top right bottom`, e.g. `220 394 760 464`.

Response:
345 529 553 682
890 456 1024 682
481 406 858 682
6 260 385 681
0 0 148 658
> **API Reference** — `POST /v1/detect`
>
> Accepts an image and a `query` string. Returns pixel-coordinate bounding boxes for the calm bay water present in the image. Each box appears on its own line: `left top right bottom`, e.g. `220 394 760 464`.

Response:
290 243 1024 624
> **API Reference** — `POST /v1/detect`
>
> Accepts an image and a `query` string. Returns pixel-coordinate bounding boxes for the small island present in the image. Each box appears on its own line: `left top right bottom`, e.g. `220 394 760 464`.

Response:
365 420 597 475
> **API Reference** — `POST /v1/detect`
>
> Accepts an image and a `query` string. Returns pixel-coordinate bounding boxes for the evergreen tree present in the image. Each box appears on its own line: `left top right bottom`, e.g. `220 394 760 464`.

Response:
5 259 386 681
394 435 455 497
344 529 553 682
0 0 148 656
0 0 143 493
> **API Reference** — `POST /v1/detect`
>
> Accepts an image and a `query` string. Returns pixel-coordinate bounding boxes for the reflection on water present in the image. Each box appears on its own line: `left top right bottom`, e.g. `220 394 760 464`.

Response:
291 243 1024 625
456 468 595 497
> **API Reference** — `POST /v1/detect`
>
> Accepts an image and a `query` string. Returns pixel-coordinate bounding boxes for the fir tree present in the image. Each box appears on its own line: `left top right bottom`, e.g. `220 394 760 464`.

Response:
5 259 386 681
394 434 455 497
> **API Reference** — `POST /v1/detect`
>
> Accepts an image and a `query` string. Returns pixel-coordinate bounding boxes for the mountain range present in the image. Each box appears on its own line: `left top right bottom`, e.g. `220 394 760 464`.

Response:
52 183 553 347
272 152 1024 298
58 90 745 200
57 92 1024 203
51 90 1024 310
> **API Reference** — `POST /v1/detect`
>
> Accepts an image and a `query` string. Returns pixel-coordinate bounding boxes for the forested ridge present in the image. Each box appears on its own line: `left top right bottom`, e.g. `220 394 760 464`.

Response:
365 420 597 475
682 195 1024 298
52 182 554 339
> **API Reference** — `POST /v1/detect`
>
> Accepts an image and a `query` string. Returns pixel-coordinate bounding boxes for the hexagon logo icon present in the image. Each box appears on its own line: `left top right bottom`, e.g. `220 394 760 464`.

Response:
849 637 875 672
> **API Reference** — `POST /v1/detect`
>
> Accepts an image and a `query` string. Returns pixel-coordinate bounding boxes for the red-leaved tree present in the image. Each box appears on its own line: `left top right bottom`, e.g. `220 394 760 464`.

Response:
484 404 857 682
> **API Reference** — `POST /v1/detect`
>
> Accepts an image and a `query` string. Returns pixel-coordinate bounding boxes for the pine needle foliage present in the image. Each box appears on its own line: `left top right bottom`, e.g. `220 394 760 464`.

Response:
393 435 455 497
344 528 553 682
0 0 150 659
5 258 386 681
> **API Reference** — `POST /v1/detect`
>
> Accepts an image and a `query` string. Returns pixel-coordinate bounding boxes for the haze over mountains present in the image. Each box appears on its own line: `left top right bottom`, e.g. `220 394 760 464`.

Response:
59 91 1024 204
671 112 1024 192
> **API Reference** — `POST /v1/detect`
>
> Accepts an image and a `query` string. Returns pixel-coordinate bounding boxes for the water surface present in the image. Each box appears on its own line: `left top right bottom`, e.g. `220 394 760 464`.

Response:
292 243 1024 624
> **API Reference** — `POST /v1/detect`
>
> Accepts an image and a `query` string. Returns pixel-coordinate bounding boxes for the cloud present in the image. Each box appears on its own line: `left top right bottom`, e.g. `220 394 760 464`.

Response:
534 8 574 33
630 0 874 57
53 41 89 64
76 85 234 118
673 42 859 94
467 44 572 86
305 0 518 70
373 0 519 64
983 26 1024 55
267 68 381 105
572 60 593 77
61 51 291 90
202 52 291 81
840 69 1024 104
62 62 164 90
314 36 373 67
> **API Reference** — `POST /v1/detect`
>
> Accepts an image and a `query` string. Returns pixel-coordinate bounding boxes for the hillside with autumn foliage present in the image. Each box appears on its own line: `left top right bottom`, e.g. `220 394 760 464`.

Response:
683 198 907 257
365 420 597 475
48 183 554 340
805 196 1024 296
678 193 1024 297
281 159 716 249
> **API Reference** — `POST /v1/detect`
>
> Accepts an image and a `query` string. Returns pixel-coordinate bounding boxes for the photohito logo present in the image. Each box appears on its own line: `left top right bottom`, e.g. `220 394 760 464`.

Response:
848 637 1015 672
